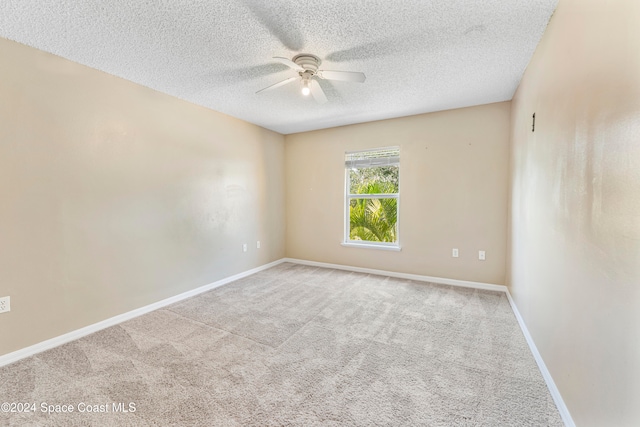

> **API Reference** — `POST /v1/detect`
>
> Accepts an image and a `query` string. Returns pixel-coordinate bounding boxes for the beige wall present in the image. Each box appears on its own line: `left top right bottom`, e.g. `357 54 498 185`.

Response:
508 0 640 425
0 38 285 356
285 102 510 285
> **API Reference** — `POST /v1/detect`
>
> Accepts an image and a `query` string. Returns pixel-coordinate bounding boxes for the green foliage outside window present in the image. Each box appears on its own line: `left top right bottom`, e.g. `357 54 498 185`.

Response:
348 165 398 243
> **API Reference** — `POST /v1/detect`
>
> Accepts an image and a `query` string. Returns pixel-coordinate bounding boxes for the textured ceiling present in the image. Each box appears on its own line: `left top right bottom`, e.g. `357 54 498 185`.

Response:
0 0 557 134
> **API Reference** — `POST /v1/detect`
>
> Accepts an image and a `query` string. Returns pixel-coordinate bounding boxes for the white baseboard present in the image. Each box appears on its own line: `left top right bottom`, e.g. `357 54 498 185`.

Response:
505 291 575 427
284 257 574 427
0 259 285 368
282 257 507 292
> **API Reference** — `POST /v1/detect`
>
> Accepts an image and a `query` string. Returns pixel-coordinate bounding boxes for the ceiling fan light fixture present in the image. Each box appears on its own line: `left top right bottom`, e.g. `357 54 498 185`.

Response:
301 78 311 96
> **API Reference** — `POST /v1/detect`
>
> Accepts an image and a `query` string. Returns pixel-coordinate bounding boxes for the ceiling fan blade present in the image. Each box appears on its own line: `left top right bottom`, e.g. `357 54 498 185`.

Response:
242 1 305 51
256 76 298 94
310 80 328 104
273 57 304 72
318 70 366 83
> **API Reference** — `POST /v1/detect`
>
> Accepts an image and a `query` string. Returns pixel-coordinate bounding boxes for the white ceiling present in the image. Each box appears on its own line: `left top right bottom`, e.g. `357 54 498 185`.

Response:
0 0 557 134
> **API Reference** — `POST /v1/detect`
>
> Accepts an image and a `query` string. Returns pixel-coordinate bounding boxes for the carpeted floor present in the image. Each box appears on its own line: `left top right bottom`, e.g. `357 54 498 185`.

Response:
0 263 564 426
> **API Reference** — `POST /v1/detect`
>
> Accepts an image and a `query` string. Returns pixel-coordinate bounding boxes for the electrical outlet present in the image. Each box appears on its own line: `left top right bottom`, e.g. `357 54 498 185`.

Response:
256 241 261 249
242 243 247 252
452 248 459 258
479 250 486 261
0 296 10 314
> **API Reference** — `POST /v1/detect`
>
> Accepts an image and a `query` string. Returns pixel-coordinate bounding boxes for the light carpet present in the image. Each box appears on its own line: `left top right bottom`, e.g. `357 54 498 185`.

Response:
0 263 564 426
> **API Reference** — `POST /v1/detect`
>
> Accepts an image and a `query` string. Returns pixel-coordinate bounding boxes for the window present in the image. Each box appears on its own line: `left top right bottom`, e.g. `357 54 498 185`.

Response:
344 147 400 250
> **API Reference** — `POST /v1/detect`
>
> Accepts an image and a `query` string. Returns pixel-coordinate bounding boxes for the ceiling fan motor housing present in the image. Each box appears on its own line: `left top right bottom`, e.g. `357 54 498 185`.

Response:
293 54 321 75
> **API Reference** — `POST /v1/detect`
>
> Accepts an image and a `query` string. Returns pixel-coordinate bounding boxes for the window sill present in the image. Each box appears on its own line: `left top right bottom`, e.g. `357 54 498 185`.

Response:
341 242 401 251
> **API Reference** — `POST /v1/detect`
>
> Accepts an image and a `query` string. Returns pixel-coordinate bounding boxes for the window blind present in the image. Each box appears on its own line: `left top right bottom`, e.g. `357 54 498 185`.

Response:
345 147 400 168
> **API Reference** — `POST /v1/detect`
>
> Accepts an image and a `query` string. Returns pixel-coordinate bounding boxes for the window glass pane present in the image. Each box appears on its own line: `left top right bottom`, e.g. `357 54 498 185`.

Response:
349 197 397 243
349 165 398 194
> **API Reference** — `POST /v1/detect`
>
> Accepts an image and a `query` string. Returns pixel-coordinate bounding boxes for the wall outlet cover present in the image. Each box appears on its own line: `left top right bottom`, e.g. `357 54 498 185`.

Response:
0 296 10 313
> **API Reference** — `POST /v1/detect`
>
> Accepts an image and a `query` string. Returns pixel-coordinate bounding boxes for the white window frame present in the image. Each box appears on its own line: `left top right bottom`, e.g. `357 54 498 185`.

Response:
342 147 400 251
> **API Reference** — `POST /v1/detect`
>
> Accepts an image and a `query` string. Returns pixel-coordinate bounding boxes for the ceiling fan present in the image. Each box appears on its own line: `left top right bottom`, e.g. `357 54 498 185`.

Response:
256 54 366 104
